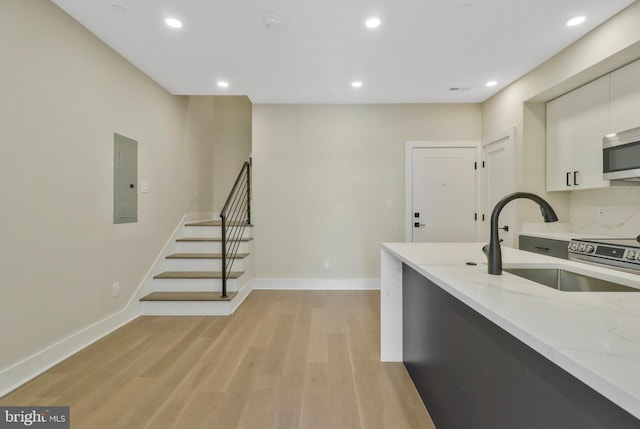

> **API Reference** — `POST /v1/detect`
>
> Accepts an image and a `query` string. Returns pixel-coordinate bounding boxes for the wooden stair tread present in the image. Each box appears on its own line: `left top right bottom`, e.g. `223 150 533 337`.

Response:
176 237 253 242
141 291 238 302
166 253 249 259
185 220 252 227
153 271 244 279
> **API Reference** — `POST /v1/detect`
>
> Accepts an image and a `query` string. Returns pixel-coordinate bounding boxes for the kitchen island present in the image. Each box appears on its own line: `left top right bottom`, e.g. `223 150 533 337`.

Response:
381 242 640 428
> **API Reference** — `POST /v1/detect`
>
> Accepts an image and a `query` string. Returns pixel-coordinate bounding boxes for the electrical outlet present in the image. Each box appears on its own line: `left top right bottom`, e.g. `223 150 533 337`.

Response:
385 200 393 210
112 282 120 298
597 207 605 219
323 258 331 269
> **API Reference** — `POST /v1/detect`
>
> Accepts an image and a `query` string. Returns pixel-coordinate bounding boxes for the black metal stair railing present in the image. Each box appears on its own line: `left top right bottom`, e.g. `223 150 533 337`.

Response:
220 161 251 298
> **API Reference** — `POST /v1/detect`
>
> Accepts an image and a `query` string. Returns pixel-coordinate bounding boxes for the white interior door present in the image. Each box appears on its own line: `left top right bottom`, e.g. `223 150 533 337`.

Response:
411 147 477 242
482 130 516 247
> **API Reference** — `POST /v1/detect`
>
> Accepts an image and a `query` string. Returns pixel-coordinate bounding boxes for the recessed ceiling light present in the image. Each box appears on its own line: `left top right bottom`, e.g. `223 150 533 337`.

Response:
352 81 363 88
566 16 586 27
165 18 183 29
365 18 381 29
486 80 498 87
217 81 229 88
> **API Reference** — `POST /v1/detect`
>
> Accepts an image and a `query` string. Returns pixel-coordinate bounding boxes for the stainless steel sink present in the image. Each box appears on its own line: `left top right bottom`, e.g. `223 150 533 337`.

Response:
504 268 640 292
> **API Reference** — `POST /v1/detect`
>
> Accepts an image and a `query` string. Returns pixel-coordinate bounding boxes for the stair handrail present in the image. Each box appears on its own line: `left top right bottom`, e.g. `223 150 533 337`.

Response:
220 160 251 298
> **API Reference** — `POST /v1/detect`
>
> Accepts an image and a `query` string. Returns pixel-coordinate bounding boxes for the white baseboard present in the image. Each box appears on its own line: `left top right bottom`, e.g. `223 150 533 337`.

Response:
253 278 380 290
0 212 215 398
0 307 138 397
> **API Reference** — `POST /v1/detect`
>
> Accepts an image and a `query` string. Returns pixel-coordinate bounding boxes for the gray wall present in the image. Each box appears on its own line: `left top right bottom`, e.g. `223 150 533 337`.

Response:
212 96 253 211
252 104 481 281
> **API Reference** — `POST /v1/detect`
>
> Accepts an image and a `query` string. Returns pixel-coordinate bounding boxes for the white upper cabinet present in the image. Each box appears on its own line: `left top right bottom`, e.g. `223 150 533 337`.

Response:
546 92 575 191
546 75 610 191
572 76 611 189
610 58 640 133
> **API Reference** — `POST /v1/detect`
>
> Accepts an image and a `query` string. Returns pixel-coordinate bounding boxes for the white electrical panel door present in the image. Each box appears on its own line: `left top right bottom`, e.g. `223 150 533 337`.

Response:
114 133 138 224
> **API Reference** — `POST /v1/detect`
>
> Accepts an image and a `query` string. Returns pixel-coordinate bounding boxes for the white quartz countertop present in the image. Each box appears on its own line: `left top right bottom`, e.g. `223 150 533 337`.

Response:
382 242 640 420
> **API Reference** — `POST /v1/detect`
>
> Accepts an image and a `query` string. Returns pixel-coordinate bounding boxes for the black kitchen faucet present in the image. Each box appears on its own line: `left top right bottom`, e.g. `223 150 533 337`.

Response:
484 192 558 275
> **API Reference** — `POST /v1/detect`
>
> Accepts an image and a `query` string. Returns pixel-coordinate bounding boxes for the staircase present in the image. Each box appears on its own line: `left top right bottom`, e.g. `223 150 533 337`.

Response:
139 219 253 316
140 160 252 316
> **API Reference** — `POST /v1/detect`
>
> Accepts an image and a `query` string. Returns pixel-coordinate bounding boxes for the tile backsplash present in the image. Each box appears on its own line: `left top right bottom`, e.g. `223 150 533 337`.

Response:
569 186 640 237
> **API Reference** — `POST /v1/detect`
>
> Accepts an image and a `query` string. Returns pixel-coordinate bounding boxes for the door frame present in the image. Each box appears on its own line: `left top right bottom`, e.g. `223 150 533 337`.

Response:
405 141 481 242
481 127 517 246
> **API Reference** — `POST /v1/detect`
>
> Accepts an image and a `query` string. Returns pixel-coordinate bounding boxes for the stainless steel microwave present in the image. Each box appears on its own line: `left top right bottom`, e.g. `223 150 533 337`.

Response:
603 126 640 181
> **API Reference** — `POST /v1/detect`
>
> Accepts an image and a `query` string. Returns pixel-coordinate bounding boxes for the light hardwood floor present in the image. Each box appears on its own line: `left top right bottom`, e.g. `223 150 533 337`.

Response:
0 290 435 429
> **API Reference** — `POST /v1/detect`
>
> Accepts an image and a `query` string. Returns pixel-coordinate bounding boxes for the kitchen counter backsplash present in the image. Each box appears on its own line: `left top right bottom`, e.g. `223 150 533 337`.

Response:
521 222 571 234
570 187 640 237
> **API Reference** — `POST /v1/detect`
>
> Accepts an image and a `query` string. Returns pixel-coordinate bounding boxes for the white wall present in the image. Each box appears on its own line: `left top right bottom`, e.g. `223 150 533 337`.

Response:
252 104 481 282
0 1 214 374
482 2 640 235
212 96 253 210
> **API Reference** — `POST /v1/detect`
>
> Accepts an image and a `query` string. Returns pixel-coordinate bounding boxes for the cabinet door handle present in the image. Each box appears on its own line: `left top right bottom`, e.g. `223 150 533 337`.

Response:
566 172 572 187
534 246 550 252
573 171 579 186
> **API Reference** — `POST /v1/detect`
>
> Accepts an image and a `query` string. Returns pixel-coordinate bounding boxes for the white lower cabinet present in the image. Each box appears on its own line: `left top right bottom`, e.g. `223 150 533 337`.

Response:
546 75 610 191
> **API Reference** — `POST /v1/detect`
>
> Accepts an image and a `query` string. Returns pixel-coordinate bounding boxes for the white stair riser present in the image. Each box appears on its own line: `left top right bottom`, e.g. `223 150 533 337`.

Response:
141 283 252 316
175 241 250 253
165 258 244 271
183 226 252 238
184 226 221 238
140 300 234 316
153 278 238 292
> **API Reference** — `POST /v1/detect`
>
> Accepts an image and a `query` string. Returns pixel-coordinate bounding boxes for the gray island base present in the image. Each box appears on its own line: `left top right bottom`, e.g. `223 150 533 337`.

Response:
403 264 639 428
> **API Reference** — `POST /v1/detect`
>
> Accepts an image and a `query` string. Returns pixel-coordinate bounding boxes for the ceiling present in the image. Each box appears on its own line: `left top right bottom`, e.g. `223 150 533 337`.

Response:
51 0 635 104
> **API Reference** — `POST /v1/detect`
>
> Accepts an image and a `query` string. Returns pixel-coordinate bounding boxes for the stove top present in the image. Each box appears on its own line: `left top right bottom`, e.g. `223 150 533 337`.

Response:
569 237 640 272
573 237 640 248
